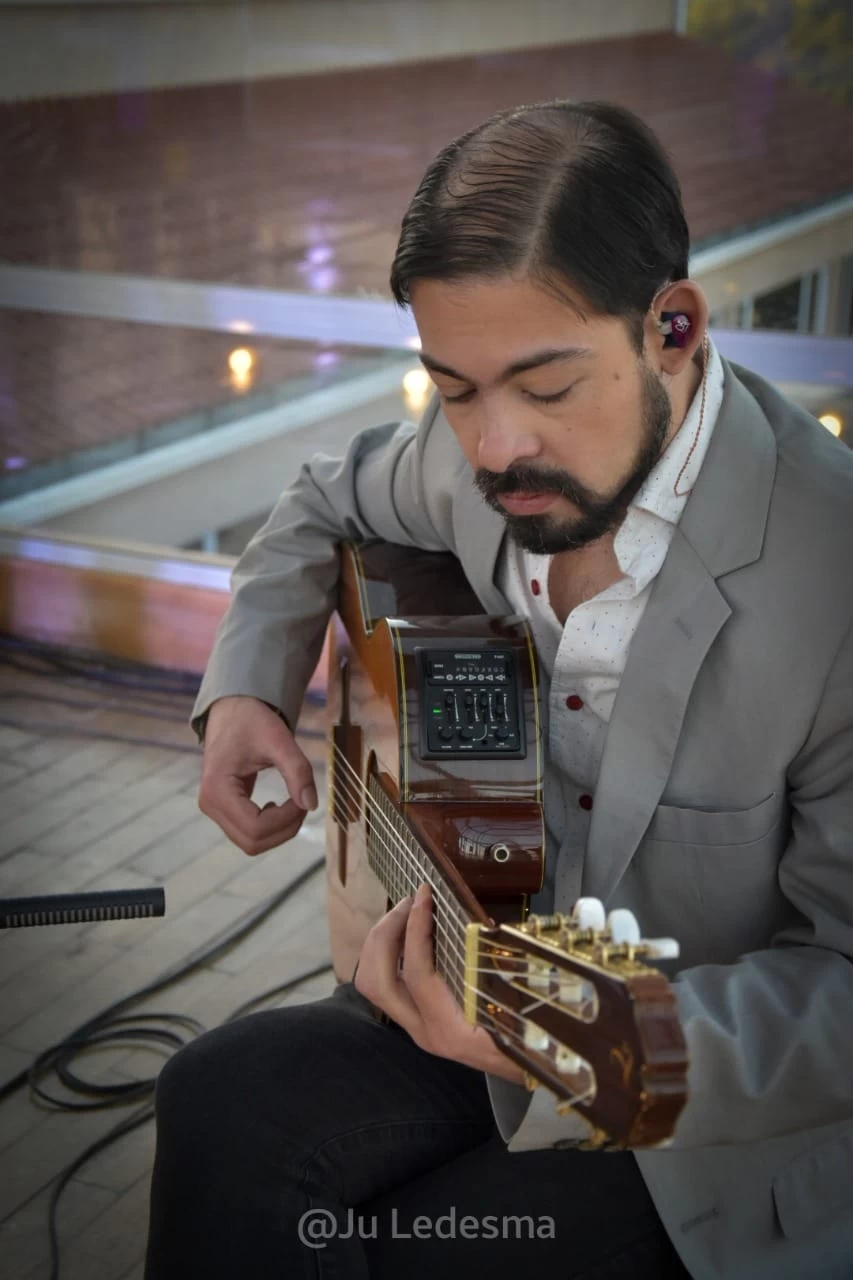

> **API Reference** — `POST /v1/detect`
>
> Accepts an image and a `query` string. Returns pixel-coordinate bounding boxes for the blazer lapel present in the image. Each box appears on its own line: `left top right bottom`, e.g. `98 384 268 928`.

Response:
583 359 778 901
581 533 731 900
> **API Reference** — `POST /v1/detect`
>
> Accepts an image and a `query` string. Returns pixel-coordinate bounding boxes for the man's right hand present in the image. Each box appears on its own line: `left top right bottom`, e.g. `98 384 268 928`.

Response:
198 696 319 856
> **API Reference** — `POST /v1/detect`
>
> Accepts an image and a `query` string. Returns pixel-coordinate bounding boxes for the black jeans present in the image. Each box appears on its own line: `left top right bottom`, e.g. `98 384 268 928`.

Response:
144 983 690 1279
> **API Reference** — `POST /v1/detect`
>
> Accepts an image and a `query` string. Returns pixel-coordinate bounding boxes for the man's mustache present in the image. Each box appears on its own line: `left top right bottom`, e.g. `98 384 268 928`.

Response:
475 464 593 508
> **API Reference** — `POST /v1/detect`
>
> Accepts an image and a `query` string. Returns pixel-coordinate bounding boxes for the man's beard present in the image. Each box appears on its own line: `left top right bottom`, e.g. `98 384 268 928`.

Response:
474 364 672 554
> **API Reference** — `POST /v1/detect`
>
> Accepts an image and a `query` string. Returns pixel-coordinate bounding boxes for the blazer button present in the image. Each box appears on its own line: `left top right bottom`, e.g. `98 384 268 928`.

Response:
566 695 584 710
578 794 593 811
530 578 541 596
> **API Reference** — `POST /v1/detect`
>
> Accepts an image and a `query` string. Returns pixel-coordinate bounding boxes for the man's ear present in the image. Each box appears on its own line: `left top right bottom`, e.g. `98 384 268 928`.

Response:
644 280 709 377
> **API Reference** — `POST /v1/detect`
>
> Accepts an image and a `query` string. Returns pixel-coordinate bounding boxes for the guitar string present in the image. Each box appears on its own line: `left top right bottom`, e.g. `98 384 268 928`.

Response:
331 758 586 1016
328 782 469 1009
330 762 470 996
329 762 591 1074
330 750 479 970
330 749 473 949
330 759 579 1046
329 755 624 1106
332 778 557 1057
330 747 535 981
329 758 528 1011
477 1007 582 1075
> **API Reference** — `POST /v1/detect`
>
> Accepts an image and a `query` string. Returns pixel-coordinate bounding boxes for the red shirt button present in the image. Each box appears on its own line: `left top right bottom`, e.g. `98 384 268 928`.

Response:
579 794 593 811
530 579 541 596
566 695 584 711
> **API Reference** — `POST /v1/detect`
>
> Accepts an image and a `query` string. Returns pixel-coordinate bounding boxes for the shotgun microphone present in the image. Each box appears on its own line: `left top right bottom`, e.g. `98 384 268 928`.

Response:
0 888 166 928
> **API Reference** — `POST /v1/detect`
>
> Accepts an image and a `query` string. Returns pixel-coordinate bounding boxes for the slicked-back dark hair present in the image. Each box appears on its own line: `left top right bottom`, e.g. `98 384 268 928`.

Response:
390 100 690 350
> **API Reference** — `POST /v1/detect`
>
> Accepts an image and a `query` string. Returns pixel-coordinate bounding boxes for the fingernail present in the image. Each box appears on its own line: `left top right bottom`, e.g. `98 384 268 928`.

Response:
300 785 318 811
415 882 431 903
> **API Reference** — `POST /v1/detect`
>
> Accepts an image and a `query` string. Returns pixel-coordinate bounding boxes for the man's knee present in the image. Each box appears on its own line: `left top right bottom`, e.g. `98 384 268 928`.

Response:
153 1009 310 1145
153 996 366 1150
153 1023 237 1144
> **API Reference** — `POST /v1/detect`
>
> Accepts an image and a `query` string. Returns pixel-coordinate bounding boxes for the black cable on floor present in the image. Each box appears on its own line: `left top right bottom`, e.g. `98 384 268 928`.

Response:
0 854 329 1108
43 954 335 1280
1 857 335 1280
0 634 334 1274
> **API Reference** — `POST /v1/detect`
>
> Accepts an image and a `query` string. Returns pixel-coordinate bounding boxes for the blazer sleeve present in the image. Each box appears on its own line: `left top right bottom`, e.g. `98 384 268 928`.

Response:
192 392 457 736
494 614 853 1151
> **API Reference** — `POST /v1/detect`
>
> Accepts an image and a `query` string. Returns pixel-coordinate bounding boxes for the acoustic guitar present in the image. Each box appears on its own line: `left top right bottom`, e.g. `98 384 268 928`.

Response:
325 541 687 1149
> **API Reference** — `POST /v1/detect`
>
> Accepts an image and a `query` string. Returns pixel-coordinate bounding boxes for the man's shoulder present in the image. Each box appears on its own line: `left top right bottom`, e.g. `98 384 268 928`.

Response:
733 362 853 537
723 363 853 649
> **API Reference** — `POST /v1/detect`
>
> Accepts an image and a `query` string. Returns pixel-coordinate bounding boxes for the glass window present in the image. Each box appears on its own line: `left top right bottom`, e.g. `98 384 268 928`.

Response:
753 278 802 332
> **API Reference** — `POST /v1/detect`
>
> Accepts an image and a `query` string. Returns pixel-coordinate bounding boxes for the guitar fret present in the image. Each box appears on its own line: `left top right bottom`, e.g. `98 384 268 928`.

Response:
366 777 468 1000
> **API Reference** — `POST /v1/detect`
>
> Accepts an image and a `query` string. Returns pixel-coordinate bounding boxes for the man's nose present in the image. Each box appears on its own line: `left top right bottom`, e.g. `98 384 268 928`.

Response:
476 403 541 474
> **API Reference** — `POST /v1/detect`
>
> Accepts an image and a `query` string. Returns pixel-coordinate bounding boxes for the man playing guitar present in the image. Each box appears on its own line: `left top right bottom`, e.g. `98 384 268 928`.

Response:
144 101 853 1280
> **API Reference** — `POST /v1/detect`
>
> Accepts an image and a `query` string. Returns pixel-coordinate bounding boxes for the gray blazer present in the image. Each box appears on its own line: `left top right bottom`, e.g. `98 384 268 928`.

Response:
194 359 853 1280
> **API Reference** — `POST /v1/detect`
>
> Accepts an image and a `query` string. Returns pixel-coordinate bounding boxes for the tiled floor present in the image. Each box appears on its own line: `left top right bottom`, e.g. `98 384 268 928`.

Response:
4 33 853 292
0 648 335 1279
0 309 379 476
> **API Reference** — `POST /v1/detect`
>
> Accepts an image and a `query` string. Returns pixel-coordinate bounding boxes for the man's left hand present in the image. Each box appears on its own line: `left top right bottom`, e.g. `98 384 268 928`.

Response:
354 882 526 1085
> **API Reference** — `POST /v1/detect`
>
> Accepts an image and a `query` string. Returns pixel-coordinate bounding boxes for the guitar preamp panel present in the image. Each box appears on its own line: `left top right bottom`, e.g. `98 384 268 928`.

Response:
417 648 525 759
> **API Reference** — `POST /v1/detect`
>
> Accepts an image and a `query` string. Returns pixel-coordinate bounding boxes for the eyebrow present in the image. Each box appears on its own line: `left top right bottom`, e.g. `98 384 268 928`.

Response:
418 346 593 384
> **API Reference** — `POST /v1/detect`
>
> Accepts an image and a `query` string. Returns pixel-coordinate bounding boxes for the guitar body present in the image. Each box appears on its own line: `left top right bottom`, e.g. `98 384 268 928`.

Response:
324 540 688 1148
325 541 545 981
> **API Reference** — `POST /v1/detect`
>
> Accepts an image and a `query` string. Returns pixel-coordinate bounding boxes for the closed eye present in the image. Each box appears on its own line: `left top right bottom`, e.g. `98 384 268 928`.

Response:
526 386 574 405
441 385 575 406
441 388 476 404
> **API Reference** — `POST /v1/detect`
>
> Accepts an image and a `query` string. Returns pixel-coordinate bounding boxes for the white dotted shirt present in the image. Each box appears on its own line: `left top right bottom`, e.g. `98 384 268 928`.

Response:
498 341 726 911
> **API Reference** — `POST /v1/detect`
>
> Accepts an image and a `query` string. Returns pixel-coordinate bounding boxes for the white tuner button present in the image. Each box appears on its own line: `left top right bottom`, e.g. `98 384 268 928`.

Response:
523 1023 550 1052
571 897 606 932
558 972 584 1003
606 909 641 945
642 937 680 961
525 962 551 993
555 1046 583 1075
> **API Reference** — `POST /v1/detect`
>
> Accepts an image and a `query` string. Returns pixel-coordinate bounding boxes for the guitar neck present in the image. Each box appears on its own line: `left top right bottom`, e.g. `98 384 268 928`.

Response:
365 775 472 1004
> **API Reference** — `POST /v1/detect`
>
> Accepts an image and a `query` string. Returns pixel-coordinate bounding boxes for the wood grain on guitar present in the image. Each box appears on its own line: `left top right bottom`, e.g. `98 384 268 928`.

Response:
325 541 688 1150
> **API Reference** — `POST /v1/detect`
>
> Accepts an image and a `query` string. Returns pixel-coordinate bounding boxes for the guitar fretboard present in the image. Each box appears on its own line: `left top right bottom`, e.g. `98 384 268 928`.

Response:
366 776 471 1009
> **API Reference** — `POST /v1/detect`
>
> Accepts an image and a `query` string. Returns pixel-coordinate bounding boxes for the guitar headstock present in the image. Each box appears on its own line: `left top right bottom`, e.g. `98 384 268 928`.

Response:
465 898 688 1149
